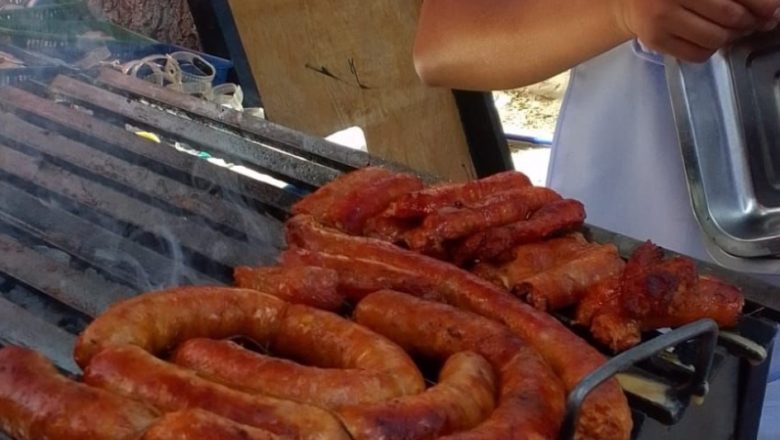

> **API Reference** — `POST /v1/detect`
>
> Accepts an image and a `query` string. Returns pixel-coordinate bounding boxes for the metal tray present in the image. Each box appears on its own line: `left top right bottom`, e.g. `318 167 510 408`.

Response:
666 29 780 274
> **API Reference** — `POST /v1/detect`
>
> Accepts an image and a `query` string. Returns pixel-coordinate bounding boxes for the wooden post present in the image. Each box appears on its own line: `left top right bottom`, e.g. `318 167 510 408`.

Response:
227 0 477 181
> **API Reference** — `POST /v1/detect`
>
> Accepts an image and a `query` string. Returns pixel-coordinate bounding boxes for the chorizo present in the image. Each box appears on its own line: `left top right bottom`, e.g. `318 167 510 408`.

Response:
0 346 157 440
142 409 281 440
233 265 345 312
403 186 561 253
337 351 497 440
354 290 564 440
83 344 349 440
173 334 422 409
520 244 625 311
75 286 424 409
383 171 532 219
286 215 632 440
291 166 393 219
453 199 586 265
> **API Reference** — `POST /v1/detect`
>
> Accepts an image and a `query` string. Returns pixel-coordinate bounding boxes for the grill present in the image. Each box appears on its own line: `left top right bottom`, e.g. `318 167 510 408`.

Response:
0 68 777 440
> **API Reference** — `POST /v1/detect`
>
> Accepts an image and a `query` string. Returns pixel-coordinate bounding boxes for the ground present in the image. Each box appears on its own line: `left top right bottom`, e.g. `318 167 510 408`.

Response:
494 71 569 138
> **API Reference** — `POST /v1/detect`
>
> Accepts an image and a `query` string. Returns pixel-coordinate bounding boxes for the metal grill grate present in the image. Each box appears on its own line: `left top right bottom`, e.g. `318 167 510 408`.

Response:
0 69 776 440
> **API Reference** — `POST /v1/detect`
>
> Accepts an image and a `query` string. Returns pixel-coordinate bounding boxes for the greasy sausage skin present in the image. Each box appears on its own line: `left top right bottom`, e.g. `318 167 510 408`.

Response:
286 215 632 440
0 346 158 440
173 338 422 409
74 287 289 368
337 351 496 440
75 286 423 404
83 345 350 440
233 265 345 312
354 290 565 440
142 409 281 440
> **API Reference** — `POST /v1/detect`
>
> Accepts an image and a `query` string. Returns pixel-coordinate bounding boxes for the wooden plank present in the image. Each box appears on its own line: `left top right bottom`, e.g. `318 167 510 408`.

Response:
227 0 476 182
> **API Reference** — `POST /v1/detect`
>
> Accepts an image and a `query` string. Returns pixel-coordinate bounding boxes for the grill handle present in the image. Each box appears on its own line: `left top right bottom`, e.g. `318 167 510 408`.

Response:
558 319 719 440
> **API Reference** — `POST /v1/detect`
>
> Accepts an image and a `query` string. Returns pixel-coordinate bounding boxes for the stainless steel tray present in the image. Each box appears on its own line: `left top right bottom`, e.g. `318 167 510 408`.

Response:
666 30 780 274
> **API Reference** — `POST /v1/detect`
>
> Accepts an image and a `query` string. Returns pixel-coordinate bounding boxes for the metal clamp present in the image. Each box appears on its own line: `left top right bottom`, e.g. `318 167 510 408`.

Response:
558 319 719 440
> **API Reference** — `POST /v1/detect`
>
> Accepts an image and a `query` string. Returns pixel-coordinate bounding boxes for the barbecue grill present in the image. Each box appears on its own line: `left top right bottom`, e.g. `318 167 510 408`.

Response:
0 68 776 440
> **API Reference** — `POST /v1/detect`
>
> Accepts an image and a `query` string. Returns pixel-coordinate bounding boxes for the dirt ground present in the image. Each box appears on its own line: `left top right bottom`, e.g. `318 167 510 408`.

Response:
494 71 569 137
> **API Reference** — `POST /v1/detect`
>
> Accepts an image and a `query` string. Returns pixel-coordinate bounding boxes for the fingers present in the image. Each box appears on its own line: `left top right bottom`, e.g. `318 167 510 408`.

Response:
735 0 780 19
672 8 740 49
680 0 758 29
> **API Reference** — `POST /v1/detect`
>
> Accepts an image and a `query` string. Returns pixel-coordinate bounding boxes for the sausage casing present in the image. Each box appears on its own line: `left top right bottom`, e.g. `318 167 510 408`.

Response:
0 346 158 440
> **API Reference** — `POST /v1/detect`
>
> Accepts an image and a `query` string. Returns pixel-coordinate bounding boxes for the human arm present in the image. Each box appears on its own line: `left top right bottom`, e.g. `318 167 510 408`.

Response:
414 0 780 90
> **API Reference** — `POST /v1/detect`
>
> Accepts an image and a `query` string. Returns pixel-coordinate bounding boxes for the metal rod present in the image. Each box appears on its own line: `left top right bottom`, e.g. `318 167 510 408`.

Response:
95 67 391 172
0 86 300 216
0 297 79 374
0 232 133 317
0 110 284 247
0 180 218 289
558 319 719 440
49 75 340 188
0 140 281 265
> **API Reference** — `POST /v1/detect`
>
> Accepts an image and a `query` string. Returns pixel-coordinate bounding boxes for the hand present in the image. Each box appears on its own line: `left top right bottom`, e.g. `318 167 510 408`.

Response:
614 0 780 62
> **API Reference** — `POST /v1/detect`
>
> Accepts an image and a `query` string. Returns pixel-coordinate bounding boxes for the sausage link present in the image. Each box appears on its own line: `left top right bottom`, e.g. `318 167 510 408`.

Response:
83 345 349 440
74 287 289 368
337 352 497 440
142 409 281 440
0 346 158 440
286 215 633 440
233 265 345 312
354 290 564 440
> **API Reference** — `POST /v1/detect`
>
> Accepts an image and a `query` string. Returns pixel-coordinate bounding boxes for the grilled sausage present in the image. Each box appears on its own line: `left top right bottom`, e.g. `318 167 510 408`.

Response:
337 351 497 440
354 290 565 440
142 409 281 440
75 286 424 409
0 346 157 440
383 171 532 219
292 166 393 219
84 345 349 440
286 215 633 440
453 199 587 265
233 265 345 312
74 287 289 368
403 186 561 254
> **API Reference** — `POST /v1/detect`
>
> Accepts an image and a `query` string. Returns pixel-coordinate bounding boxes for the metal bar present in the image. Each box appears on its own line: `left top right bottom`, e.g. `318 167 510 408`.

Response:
193 0 263 108
0 297 79 374
0 110 284 247
95 67 390 172
559 320 719 440
49 75 340 188
452 90 514 178
0 232 133 317
0 180 218 289
0 86 300 216
0 138 281 264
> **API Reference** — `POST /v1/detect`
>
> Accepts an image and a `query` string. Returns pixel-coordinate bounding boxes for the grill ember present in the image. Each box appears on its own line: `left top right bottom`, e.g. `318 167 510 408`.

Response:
0 69 775 440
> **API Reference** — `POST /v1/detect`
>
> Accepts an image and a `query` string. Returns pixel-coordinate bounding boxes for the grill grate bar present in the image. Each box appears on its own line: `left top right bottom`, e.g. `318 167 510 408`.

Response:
0 297 79 374
0 86 301 218
94 67 386 172
0 232 133 317
49 75 340 189
0 180 218 290
0 110 284 246
0 143 277 269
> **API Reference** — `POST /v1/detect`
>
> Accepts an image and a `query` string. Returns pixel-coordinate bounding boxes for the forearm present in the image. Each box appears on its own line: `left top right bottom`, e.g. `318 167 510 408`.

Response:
414 0 632 90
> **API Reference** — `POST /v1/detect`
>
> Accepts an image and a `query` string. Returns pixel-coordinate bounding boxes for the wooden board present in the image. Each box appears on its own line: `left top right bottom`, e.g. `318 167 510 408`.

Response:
227 0 476 182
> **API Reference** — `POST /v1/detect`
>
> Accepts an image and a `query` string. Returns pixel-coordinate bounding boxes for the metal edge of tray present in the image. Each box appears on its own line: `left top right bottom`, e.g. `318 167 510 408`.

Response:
665 38 780 272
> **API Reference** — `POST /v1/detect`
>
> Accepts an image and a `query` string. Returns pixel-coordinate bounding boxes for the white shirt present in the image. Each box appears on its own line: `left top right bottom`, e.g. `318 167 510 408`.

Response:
547 40 779 438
